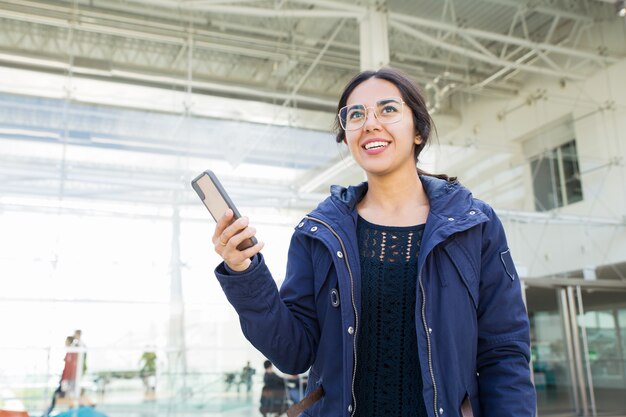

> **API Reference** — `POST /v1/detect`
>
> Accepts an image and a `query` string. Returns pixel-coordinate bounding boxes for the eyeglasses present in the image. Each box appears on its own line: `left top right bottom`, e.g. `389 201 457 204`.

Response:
338 97 405 131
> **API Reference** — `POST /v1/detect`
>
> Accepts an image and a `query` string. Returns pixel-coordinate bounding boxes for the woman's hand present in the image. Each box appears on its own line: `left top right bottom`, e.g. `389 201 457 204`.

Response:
212 209 264 272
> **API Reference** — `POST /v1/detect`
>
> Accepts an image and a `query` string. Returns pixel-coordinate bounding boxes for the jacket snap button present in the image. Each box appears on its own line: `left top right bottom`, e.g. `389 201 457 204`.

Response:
310 226 318 232
439 408 444 414
330 289 340 307
337 251 343 258
469 210 476 215
429 327 432 333
347 326 354 335
348 404 353 412
298 222 304 228
447 217 454 221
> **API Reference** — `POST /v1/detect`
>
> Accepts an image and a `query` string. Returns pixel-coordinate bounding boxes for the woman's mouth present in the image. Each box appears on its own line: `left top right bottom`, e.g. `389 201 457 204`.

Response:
364 141 388 150
362 140 390 154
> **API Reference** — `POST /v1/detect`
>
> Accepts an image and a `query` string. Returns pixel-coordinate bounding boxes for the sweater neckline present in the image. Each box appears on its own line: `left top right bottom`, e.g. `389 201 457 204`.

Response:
357 214 425 231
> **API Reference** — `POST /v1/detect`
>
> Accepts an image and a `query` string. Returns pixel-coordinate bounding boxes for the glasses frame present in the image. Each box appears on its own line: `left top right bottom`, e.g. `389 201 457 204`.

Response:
338 97 405 131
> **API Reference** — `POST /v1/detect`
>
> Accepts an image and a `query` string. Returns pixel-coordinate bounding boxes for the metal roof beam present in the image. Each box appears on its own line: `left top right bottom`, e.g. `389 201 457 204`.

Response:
478 0 594 23
120 0 364 18
389 13 620 64
390 21 585 80
289 0 365 14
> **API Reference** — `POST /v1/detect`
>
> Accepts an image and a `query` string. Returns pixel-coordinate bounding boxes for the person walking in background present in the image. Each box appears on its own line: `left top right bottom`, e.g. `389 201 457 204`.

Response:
61 336 79 396
138 350 157 399
44 336 77 417
211 67 535 416
259 360 288 417
241 361 256 394
262 360 284 390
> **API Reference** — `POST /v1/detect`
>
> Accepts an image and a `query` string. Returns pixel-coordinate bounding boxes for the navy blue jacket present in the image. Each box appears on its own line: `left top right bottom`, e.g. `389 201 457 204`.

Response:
215 176 536 417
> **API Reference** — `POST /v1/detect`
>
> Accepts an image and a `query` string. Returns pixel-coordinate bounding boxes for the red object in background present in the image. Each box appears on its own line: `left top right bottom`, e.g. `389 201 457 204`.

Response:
61 352 78 381
0 411 30 417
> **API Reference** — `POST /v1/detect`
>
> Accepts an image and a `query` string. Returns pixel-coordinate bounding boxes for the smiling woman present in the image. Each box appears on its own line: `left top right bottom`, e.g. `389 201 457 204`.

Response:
210 67 536 417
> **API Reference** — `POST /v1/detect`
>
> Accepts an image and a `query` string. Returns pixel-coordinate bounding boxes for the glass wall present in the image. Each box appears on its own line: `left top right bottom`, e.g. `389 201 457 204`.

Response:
0 92 322 415
526 282 626 417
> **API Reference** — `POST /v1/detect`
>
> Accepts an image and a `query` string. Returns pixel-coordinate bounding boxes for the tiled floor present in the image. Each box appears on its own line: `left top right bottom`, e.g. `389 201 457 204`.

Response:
43 386 626 417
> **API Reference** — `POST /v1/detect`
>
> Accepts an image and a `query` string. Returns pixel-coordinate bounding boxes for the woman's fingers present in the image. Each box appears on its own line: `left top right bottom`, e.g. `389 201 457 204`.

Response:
225 241 265 272
212 209 234 246
220 216 250 245
212 210 264 272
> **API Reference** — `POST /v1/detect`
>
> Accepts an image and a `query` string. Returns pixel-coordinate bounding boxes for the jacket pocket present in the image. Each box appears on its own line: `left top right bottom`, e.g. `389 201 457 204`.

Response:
441 239 479 309
300 368 324 416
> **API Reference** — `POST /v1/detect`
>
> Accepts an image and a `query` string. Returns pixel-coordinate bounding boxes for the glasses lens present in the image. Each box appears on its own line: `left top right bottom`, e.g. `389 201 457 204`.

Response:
375 99 403 124
339 104 366 130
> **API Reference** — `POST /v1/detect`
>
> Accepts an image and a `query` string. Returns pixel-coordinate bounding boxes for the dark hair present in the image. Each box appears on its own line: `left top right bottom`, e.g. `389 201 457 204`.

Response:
333 67 455 182
263 360 272 370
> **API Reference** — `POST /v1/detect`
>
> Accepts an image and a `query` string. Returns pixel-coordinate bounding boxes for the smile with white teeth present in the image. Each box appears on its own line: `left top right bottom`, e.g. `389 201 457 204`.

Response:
364 141 389 150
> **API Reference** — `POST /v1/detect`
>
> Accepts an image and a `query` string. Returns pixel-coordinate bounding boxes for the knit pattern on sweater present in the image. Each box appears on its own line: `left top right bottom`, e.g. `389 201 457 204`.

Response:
354 216 427 417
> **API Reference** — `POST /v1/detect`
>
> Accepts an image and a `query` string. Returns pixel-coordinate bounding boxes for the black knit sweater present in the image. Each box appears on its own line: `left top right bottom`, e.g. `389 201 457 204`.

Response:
354 216 427 417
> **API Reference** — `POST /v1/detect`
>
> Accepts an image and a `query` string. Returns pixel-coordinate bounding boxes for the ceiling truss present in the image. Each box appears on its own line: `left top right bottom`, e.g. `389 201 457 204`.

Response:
0 0 620 112
0 0 623 225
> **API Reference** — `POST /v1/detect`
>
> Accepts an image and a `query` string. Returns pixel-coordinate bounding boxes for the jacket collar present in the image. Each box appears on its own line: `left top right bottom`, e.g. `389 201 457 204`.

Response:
322 175 474 219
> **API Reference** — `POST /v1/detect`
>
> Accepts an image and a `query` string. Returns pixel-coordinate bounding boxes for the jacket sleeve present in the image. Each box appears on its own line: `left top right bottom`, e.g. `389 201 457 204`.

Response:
215 232 320 374
477 205 536 416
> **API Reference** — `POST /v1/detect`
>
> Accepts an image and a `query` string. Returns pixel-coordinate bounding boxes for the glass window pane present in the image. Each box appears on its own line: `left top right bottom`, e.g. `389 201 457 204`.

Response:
530 138 583 211
561 140 583 205
531 150 560 212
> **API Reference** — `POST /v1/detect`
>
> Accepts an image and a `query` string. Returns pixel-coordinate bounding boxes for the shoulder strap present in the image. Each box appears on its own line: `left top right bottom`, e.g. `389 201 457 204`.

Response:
286 385 324 417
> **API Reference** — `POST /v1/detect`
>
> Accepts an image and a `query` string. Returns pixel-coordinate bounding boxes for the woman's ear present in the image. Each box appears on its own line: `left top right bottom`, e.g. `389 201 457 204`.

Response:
415 134 422 145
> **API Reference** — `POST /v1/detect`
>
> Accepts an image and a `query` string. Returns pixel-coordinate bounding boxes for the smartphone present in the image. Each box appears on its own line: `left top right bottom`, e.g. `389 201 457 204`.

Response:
191 170 258 251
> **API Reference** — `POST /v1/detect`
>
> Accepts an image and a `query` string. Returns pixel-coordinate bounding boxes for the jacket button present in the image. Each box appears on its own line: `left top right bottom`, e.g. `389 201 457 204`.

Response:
439 407 444 414
347 326 354 335
447 217 454 221
348 404 353 412
337 251 344 258
330 289 340 307
469 210 476 215
298 222 304 228
429 327 432 333
310 226 318 232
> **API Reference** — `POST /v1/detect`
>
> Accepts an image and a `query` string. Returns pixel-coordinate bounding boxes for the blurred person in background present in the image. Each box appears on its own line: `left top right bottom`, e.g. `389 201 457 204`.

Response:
43 336 76 417
240 360 256 394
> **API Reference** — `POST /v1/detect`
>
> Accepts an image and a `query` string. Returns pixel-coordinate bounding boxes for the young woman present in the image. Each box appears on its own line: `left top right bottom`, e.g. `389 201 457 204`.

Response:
212 68 536 417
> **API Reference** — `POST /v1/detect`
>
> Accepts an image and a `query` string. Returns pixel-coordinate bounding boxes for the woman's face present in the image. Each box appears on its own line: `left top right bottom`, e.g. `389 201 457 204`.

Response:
343 78 420 179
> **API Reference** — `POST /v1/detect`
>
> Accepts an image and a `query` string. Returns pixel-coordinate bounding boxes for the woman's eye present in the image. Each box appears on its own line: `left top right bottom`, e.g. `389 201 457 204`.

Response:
348 110 364 120
381 105 398 114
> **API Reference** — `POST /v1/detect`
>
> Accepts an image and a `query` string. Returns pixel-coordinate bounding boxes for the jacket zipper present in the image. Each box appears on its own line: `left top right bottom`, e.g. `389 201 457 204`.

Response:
419 270 439 417
305 215 359 417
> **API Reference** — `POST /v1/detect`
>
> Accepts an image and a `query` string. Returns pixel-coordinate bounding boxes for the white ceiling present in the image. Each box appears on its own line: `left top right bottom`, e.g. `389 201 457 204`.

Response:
0 0 623 213
0 0 621 108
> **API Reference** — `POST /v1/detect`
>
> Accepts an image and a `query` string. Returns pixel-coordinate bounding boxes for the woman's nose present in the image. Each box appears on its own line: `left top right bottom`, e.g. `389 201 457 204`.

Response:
363 108 381 131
